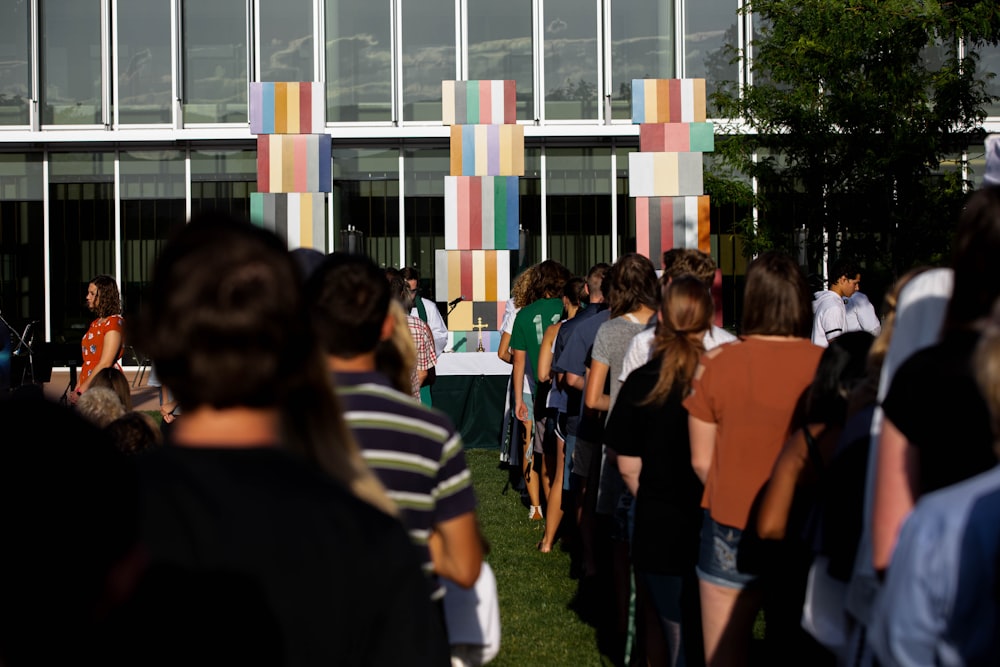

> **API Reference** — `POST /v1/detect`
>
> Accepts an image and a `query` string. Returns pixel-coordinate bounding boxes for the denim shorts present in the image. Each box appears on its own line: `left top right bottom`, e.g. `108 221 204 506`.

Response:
695 512 759 590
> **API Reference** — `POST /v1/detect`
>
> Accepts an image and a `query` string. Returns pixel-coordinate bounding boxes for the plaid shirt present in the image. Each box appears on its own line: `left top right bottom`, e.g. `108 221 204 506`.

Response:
406 315 437 398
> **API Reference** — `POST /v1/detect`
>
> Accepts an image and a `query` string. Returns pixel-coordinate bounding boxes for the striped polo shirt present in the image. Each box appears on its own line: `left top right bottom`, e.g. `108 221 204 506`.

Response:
333 371 477 599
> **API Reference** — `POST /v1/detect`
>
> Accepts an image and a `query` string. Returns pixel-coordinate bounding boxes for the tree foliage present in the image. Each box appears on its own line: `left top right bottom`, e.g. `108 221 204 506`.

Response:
713 0 1000 281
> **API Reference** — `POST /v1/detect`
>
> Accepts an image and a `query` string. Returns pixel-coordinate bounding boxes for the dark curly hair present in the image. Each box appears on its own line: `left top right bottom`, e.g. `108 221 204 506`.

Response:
90 275 121 319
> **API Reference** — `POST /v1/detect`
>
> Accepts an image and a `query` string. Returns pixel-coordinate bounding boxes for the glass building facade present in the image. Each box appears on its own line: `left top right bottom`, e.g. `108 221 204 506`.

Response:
1 0 998 348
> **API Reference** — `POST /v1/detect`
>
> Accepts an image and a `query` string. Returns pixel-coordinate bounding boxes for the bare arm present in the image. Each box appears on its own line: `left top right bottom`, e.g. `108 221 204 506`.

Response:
427 512 484 589
689 415 717 484
584 359 610 413
512 349 529 423
872 417 919 573
497 332 513 364
618 455 642 496
536 322 561 383
563 371 585 392
756 429 810 540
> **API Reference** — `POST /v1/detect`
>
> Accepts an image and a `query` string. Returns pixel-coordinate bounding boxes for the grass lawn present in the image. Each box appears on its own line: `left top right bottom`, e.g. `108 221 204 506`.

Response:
466 449 617 666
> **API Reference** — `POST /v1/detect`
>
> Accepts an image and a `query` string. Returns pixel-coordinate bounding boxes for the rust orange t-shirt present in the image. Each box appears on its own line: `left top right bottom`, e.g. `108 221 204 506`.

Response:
683 336 822 530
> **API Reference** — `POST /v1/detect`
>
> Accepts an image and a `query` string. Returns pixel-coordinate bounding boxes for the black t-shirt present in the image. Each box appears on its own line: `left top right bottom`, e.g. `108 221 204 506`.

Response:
136 445 447 667
881 330 995 495
603 358 703 574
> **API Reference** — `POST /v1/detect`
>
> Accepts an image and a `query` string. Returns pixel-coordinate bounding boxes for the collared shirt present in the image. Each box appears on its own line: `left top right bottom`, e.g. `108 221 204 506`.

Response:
407 315 437 398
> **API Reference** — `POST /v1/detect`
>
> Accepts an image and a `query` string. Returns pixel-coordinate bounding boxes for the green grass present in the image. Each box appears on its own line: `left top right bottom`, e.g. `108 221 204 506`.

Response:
467 449 617 666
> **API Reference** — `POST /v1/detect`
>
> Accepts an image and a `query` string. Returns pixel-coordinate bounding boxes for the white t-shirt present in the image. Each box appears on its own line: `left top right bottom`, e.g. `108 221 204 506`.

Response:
618 324 738 382
845 291 882 336
812 289 847 347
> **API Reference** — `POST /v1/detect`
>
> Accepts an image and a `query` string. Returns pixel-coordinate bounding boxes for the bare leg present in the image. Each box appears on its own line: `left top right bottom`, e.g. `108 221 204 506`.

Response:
522 420 542 516
699 579 761 667
540 436 565 552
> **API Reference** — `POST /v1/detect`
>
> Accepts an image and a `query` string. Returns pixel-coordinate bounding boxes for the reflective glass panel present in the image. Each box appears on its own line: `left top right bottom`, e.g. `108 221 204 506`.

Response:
975 43 1000 118
468 0 533 121
48 153 115 344
0 0 31 125
117 0 173 124
325 0 391 122
260 0 313 82
332 147 399 264
403 147 447 294
685 0 739 117
42 0 103 125
191 148 257 220
120 151 186 320
0 154 44 340
546 145 613 275
610 1 675 120
182 0 248 123
543 0 598 121
402 0 455 122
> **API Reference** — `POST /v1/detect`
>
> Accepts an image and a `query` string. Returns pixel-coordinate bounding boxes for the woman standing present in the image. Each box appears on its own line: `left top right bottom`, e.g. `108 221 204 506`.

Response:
72 274 124 403
606 276 714 667
684 251 822 666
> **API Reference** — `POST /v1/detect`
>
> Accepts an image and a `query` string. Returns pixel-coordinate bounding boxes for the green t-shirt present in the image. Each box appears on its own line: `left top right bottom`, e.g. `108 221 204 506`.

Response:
509 297 563 387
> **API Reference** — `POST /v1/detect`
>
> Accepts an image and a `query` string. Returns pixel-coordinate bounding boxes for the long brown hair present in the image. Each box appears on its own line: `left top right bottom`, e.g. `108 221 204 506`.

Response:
642 276 713 406
741 251 813 338
90 275 121 319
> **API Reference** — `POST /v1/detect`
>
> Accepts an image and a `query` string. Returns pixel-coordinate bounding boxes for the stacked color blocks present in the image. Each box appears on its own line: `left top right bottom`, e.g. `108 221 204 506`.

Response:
439 80 523 345
248 81 328 250
629 78 713 268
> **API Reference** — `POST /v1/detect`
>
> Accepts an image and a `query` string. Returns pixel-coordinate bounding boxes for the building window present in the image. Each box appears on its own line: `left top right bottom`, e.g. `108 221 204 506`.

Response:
0 154 44 331
609 0 675 120
120 150 186 321
0 0 31 126
403 146 448 295
467 0 534 121
685 0 739 118
543 0 599 121
42 0 104 125
401 0 456 122
332 147 400 264
48 152 115 343
545 145 613 276
975 43 1000 118
325 0 392 122
116 0 173 125
182 0 248 124
260 0 314 83
190 148 257 219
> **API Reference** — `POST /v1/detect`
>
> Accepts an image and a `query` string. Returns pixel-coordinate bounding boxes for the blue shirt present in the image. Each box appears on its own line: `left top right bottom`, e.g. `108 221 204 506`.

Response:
869 464 1000 666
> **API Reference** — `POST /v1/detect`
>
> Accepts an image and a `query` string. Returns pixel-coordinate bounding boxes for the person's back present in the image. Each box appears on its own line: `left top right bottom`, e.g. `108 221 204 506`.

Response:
130 212 444 666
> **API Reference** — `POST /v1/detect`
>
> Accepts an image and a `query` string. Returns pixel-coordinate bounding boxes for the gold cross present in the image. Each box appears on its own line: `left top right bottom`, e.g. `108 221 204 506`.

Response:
472 317 488 352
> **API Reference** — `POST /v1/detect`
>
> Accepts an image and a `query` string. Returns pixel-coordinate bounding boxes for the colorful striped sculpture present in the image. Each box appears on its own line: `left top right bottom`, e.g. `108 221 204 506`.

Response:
434 249 512 304
639 122 715 153
256 134 332 193
444 176 519 250
449 330 503 353
447 301 506 333
250 82 326 134
631 79 707 124
628 151 704 197
634 196 711 267
442 80 517 126
250 192 326 250
449 124 525 177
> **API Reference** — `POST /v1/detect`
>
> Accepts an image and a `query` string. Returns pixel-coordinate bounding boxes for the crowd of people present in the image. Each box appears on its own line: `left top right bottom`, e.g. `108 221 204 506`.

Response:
493 184 1000 667
3 178 1000 666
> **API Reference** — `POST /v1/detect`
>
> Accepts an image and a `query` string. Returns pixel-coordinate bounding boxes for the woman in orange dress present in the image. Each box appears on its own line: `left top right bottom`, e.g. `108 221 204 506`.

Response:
71 274 124 403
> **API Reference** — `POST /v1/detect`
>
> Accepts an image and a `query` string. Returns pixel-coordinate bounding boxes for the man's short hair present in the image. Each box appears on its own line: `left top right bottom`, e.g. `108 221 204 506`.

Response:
586 263 611 300
304 253 391 358
829 257 860 286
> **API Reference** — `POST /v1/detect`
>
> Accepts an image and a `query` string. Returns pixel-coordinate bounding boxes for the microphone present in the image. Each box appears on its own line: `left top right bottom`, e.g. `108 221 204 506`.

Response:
447 296 465 307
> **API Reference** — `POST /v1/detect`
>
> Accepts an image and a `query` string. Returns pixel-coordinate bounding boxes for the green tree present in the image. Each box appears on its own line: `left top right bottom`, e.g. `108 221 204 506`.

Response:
713 0 1000 284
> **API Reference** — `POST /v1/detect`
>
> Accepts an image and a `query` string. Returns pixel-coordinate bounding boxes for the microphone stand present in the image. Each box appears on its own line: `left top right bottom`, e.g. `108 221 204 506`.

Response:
447 298 464 316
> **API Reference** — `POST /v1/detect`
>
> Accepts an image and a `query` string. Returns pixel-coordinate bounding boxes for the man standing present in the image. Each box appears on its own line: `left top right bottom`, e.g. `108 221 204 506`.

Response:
402 267 449 356
304 253 482 607
812 258 861 347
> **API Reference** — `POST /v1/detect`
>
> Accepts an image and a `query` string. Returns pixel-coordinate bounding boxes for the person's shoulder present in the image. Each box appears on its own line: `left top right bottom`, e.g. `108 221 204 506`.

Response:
347 383 458 437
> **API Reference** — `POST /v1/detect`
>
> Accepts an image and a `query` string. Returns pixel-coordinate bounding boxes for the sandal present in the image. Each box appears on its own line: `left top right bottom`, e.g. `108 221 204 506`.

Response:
528 505 544 521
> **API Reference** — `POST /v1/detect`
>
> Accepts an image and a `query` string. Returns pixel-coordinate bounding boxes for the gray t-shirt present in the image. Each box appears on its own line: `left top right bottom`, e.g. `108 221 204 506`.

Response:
591 316 649 423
